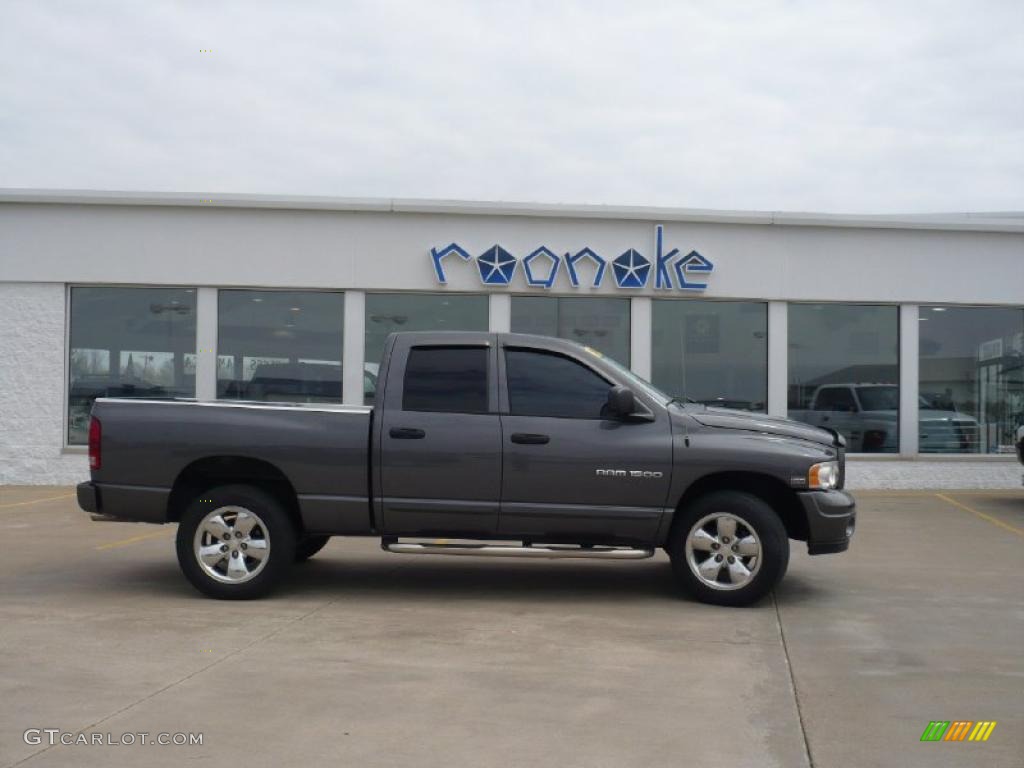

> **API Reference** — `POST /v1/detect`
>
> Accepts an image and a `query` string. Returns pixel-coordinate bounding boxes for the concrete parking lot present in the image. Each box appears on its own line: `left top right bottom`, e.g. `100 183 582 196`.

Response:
0 487 1021 768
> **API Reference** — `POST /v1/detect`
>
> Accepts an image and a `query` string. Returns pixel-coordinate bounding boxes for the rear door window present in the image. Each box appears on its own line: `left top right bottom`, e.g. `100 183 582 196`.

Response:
402 346 489 413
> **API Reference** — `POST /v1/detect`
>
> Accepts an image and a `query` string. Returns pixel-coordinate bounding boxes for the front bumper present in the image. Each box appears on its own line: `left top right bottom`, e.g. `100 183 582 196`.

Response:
798 490 856 555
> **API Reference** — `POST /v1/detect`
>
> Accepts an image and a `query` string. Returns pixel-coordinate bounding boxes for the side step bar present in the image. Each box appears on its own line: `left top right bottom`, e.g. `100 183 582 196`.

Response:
382 540 654 560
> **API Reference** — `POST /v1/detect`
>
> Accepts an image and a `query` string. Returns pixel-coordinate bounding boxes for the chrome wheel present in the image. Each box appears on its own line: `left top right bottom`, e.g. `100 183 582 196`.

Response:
685 512 762 591
193 506 271 584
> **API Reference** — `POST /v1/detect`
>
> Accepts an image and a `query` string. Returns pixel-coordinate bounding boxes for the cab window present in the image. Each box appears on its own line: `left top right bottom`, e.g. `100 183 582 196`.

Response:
403 346 488 413
505 349 610 419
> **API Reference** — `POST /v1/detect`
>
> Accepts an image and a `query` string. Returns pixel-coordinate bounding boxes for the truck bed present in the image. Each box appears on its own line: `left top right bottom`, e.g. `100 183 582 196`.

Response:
86 398 373 533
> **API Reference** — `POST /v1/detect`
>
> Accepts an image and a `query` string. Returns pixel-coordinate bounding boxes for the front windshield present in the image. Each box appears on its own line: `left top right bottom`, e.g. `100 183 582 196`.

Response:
578 345 673 404
855 386 899 411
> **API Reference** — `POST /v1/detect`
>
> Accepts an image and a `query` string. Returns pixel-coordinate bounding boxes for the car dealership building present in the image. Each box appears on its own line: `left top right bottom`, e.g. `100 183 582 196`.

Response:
1 189 1022 488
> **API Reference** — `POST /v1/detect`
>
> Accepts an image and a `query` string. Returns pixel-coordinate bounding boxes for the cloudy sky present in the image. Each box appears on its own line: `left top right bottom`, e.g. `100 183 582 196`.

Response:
1 1 1021 213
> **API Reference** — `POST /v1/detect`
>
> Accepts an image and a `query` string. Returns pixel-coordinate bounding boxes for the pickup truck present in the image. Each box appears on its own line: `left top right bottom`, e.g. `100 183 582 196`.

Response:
77 331 856 607
790 383 980 453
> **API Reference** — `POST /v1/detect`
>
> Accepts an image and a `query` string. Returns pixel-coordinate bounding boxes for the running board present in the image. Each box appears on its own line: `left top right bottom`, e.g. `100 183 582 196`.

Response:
382 540 654 560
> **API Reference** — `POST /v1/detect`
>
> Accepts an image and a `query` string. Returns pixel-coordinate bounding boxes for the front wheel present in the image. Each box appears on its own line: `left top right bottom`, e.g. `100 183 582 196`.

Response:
667 491 789 607
176 484 297 599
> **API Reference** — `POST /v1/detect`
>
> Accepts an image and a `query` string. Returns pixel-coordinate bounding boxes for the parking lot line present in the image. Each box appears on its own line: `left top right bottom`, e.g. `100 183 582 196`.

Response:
95 528 175 551
0 492 74 510
934 493 1023 537
854 489 1018 497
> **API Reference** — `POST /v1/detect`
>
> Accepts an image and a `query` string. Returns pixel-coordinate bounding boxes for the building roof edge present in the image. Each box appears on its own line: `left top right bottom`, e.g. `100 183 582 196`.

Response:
1 188 1022 233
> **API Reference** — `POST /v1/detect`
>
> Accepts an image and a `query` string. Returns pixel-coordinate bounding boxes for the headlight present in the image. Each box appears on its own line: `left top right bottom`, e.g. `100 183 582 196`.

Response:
808 461 839 490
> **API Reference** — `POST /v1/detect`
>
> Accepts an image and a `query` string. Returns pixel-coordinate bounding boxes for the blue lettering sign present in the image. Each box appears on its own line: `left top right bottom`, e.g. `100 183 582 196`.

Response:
674 250 714 291
522 247 561 288
430 243 472 285
566 248 607 288
654 224 678 289
431 225 714 291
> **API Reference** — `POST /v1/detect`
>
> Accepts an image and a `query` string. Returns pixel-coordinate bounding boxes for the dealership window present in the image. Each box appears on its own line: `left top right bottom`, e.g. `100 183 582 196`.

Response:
217 290 344 403
651 299 767 411
510 296 630 365
365 293 489 403
919 306 1024 454
788 304 899 453
68 286 197 445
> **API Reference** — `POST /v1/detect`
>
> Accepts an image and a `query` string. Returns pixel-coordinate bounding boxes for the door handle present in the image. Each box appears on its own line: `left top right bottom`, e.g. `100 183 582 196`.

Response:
510 433 550 445
389 427 426 439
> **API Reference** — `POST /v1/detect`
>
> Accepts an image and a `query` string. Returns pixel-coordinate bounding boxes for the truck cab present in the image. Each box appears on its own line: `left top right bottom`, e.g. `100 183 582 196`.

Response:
373 332 672 544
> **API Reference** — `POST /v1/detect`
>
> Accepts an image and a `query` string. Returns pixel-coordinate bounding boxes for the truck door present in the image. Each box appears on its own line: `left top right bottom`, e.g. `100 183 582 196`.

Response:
497 346 673 543
376 336 502 536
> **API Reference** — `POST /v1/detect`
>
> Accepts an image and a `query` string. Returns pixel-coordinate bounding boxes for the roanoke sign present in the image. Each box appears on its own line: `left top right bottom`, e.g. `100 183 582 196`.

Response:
431 225 714 291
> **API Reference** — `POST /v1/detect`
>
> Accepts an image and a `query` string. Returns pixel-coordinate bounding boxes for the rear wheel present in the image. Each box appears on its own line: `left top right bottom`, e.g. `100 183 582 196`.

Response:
295 534 330 562
667 491 788 607
176 484 296 599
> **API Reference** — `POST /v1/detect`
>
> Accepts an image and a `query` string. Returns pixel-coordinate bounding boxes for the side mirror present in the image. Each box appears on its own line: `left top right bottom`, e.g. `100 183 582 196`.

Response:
606 385 636 418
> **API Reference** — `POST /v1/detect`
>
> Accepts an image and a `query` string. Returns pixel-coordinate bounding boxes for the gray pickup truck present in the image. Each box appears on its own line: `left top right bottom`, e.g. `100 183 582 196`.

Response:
77 331 856 606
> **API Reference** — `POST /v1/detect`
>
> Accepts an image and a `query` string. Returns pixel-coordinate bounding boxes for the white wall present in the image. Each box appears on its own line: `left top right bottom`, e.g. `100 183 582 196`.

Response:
0 283 88 484
2 203 1023 305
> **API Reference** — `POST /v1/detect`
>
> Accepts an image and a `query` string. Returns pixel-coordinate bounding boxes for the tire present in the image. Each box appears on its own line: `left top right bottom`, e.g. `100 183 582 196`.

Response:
176 484 297 599
667 491 789 607
294 534 330 562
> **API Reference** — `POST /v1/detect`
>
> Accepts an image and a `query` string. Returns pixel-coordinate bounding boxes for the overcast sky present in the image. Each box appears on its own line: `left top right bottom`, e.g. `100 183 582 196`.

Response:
1 1 1021 213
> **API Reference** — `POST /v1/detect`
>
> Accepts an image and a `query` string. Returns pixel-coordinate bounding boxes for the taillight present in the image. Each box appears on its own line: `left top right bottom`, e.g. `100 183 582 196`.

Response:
88 417 102 470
